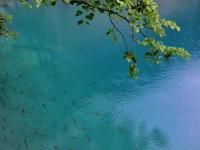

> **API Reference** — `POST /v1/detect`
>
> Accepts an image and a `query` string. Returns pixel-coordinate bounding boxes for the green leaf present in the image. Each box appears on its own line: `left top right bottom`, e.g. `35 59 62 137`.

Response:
86 13 94 20
77 20 83 25
75 10 83 16
106 28 114 35
51 0 57 6
124 51 137 63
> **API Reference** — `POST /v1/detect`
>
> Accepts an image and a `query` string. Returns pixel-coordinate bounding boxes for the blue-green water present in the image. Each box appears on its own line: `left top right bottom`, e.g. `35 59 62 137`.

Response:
0 0 200 150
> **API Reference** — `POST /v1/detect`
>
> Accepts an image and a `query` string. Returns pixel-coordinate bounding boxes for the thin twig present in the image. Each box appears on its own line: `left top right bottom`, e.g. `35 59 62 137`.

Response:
109 14 128 50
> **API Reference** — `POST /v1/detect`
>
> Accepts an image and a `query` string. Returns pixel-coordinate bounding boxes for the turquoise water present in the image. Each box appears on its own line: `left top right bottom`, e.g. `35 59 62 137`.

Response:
0 0 200 150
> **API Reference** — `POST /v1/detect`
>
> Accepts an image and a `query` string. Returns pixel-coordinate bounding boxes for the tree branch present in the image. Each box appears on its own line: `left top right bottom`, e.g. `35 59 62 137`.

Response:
63 0 130 23
109 14 128 50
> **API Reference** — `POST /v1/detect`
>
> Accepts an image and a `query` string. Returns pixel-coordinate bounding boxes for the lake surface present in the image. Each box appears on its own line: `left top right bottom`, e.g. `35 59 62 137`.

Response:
0 0 200 150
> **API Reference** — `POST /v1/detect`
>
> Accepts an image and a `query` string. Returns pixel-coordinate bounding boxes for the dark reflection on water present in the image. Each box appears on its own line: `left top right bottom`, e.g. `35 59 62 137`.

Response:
0 0 200 150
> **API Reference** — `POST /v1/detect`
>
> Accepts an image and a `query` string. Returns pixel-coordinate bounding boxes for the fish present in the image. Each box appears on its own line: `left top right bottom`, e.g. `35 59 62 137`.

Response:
87 135 91 143
94 112 101 115
71 100 77 106
81 77 86 80
24 138 28 148
1 125 6 130
62 90 67 93
33 128 38 136
52 97 56 102
91 81 97 85
4 136 7 142
71 118 77 123
10 130 14 135
80 96 84 99
53 146 61 150
70 136 76 140
22 108 25 114
2 117 6 122
42 104 46 108
80 127 93 131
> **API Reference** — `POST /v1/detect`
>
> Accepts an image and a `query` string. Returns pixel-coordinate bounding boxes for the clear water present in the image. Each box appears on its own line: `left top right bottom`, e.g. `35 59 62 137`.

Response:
0 0 200 150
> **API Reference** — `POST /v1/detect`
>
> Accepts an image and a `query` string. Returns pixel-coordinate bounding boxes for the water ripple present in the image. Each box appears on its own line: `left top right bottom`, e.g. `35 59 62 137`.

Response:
90 94 125 114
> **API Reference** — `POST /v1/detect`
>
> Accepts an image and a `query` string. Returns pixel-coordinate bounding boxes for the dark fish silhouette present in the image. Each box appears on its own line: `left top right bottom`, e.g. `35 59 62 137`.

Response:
54 146 61 150
87 135 91 143
4 136 7 142
42 104 46 108
91 81 97 85
34 128 38 136
1 125 6 130
24 139 28 148
62 90 67 93
52 97 56 102
80 127 93 131
2 117 6 121
22 108 25 114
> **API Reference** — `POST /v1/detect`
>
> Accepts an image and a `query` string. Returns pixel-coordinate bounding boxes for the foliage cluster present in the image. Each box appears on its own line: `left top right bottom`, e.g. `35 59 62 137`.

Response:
1 0 190 77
